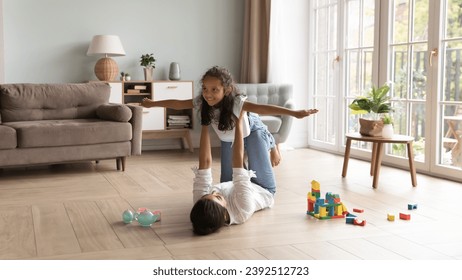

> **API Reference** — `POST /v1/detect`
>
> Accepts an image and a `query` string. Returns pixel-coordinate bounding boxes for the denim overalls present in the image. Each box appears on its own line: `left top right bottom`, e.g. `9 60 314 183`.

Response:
220 113 276 194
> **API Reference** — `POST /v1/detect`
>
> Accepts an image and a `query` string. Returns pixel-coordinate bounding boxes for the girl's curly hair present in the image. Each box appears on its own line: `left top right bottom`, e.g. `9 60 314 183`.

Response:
199 66 240 131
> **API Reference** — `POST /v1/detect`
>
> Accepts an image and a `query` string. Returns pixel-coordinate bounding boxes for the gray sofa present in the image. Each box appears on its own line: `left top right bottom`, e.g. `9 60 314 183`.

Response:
0 83 142 171
237 83 294 144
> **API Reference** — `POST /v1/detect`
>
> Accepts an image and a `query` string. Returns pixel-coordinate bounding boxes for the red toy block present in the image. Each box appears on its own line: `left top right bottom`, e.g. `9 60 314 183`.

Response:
353 208 364 213
353 218 366 226
399 213 411 220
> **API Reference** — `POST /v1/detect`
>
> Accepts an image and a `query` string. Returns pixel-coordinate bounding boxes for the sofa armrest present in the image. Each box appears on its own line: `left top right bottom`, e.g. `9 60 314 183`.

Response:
278 99 295 144
126 104 143 156
96 104 132 122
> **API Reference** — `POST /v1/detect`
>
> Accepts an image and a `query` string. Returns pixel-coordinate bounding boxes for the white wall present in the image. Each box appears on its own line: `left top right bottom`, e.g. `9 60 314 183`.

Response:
0 0 4 83
2 0 244 84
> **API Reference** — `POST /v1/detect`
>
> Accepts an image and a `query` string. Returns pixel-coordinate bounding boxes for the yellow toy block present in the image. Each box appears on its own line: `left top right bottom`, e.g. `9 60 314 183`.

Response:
311 180 320 191
319 206 327 217
387 213 395 221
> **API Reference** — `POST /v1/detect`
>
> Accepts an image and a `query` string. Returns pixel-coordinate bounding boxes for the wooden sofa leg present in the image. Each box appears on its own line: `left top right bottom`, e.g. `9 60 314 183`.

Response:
116 157 126 171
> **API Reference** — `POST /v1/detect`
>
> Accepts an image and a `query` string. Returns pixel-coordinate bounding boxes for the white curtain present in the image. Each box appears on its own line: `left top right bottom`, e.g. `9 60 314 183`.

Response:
267 0 311 147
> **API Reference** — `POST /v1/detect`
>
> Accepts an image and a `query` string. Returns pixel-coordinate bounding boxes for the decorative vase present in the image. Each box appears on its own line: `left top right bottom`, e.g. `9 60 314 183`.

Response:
359 118 384 137
143 67 153 81
381 124 394 138
169 62 181 80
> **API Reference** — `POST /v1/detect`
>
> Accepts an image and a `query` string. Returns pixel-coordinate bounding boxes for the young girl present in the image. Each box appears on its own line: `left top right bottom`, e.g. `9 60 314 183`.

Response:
190 112 274 235
141 66 318 193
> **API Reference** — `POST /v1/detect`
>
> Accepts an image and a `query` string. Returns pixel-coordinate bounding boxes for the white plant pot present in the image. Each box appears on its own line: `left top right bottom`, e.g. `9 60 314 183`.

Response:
382 124 394 138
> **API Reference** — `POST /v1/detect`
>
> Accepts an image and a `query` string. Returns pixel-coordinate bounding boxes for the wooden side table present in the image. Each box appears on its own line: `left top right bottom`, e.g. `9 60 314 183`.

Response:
342 132 417 188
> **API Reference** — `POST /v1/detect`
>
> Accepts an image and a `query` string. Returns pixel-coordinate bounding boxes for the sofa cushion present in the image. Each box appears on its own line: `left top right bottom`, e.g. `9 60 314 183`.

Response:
5 119 132 148
0 125 17 149
97 104 132 122
259 115 282 134
0 83 110 122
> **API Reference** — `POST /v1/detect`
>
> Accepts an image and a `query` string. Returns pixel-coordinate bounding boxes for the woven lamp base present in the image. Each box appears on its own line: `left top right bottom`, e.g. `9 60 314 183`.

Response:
94 57 119 81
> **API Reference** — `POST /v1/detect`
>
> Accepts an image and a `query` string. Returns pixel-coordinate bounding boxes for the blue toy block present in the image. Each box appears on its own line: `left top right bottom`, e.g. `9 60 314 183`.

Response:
346 217 355 224
408 203 418 210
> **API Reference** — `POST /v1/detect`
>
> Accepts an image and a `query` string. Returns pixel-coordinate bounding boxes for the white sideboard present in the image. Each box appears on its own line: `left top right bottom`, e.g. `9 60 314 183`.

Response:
108 80 194 152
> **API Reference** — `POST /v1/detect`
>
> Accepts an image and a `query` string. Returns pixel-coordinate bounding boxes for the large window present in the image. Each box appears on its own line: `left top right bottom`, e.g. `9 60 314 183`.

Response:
309 0 462 181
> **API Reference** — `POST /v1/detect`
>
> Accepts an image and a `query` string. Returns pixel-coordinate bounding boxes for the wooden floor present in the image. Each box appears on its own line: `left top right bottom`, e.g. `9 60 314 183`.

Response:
1 148 462 260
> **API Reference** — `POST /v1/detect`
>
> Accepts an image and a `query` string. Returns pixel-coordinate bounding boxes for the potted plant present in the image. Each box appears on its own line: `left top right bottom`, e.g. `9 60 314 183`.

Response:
349 83 394 136
140 53 156 81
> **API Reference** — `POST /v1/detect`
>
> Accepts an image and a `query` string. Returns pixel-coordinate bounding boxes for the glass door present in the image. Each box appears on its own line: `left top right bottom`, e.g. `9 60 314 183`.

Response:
311 0 340 151
433 0 462 177
310 0 376 153
383 0 429 169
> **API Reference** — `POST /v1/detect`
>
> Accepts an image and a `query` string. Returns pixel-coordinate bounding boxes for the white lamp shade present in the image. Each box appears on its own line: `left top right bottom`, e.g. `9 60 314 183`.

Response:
87 35 125 57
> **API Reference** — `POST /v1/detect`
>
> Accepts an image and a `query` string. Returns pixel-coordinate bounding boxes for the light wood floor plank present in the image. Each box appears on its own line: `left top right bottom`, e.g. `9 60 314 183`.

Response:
64 201 124 252
254 245 314 260
292 241 361 260
32 203 81 257
0 206 36 259
214 249 266 260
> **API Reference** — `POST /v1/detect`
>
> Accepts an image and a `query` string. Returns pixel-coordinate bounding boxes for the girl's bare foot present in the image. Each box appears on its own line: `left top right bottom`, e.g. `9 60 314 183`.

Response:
270 144 282 167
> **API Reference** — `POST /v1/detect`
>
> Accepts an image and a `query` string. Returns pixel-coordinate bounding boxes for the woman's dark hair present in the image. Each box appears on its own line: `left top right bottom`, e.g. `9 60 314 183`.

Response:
199 66 239 131
190 197 230 235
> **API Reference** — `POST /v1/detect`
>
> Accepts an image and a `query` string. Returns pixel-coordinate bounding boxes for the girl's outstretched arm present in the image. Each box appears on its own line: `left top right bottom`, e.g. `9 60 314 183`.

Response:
242 101 318 119
199 125 212 170
140 98 194 110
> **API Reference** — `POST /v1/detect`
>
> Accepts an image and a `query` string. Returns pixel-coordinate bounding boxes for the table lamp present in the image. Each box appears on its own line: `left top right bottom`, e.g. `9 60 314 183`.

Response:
87 35 125 81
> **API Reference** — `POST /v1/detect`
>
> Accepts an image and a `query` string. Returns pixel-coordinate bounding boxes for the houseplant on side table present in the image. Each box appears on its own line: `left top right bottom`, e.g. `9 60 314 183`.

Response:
349 83 394 137
140 53 156 81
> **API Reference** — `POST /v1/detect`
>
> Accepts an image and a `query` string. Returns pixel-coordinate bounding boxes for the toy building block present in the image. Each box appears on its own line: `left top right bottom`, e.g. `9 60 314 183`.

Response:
346 217 355 224
408 203 418 210
346 212 357 218
399 213 411 220
306 180 347 220
353 219 366 226
311 180 321 191
387 213 395 221
353 208 364 213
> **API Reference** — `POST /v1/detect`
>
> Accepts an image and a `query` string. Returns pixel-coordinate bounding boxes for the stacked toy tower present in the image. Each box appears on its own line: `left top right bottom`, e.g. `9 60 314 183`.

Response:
307 180 347 220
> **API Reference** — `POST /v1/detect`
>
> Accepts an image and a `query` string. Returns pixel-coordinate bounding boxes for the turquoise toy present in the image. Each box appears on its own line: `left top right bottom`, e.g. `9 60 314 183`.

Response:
122 209 134 224
135 209 158 227
122 208 161 227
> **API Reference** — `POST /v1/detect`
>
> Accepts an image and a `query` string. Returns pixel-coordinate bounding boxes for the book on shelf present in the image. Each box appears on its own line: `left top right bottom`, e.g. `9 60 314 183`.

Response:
167 124 190 129
134 85 147 90
126 89 141 94
167 119 190 124
168 115 190 120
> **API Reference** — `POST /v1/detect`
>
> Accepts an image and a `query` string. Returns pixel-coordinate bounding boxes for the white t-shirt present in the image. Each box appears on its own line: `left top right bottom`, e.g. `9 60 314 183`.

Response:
193 94 251 142
192 167 274 225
